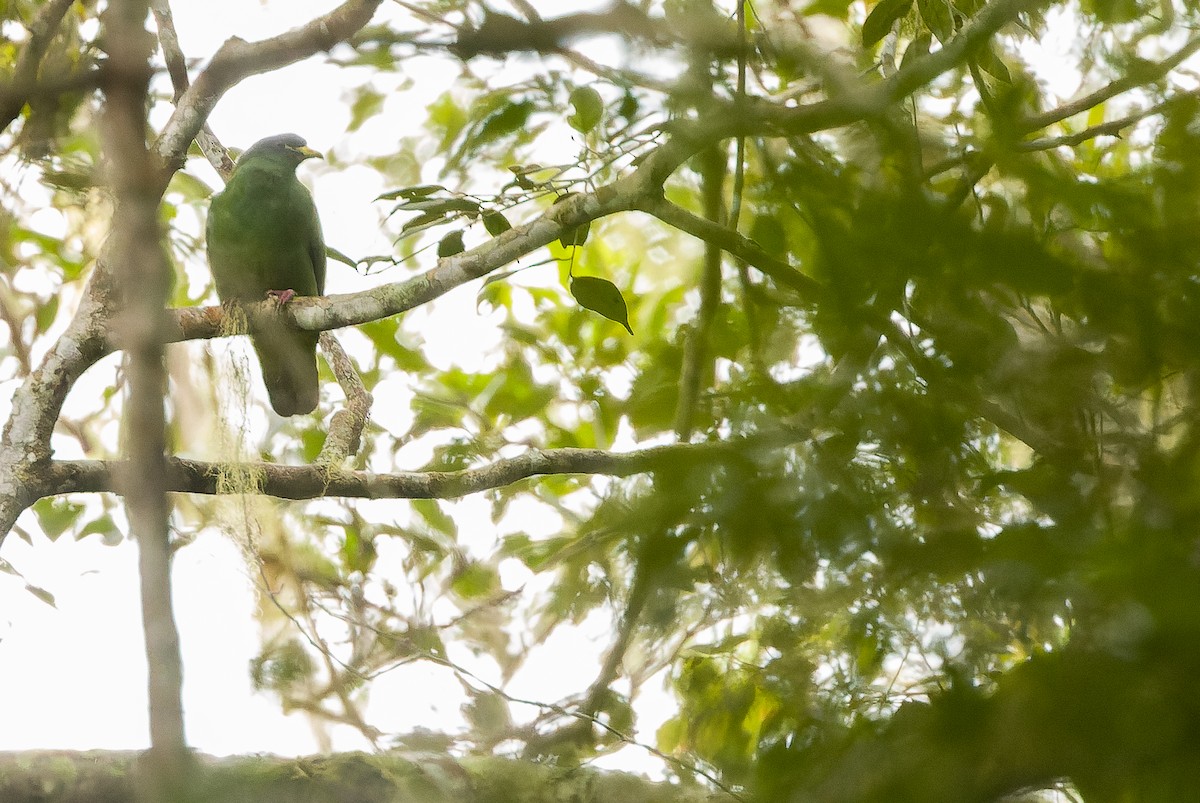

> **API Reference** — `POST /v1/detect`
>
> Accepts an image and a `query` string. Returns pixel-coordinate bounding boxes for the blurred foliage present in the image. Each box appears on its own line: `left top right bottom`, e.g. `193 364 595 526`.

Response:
9 0 1200 799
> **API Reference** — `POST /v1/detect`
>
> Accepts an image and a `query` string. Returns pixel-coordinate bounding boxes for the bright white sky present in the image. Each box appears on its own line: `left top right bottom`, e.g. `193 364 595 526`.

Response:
0 0 678 778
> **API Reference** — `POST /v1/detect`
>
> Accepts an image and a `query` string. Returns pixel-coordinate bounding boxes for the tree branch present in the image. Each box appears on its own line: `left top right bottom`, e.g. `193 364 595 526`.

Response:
674 148 726 440
149 0 233 177
153 0 383 169
1020 35 1200 135
639 197 826 303
316 332 372 465
43 438 778 501
100 0 189 789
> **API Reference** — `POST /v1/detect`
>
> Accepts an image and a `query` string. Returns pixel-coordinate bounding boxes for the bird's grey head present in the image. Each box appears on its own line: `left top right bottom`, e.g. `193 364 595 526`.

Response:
238 133 323 166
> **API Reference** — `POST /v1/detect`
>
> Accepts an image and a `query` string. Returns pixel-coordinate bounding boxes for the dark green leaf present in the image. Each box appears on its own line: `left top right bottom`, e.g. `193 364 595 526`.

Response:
975 45 1011 83
862 0 912 47
437 230 465 258
475 100 535 146
917 0 954 41
324 246 357 269
570 275 633 334
376 184 447 202
393 197 480 215
482 209 512 236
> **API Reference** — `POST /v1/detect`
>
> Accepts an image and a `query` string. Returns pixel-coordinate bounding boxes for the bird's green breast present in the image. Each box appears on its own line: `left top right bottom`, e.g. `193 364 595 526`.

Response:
207 164 324 302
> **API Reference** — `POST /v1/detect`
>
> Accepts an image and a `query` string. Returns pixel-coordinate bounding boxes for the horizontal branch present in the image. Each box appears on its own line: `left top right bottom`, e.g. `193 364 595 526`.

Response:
148 170 650 348
43 439 769 501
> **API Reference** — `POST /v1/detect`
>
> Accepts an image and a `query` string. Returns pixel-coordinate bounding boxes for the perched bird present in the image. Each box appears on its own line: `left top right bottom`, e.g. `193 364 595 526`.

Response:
206 133 326 416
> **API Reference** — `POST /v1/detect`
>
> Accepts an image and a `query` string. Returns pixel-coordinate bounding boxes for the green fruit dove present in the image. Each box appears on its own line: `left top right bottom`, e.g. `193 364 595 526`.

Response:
206 133 326 416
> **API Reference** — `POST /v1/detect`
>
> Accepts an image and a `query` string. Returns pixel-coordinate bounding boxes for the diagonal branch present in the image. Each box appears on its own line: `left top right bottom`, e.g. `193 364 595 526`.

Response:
639 197 826 303
153 0 383 169
149 0 233 177
1020 35 1200 135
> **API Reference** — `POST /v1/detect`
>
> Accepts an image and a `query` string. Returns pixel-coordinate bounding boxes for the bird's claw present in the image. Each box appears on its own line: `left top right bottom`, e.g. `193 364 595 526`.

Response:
267 289 297 305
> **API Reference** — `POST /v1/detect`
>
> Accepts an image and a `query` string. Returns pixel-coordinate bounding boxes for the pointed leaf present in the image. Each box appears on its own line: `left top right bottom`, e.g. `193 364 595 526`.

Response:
975 45 1011 83
863 0 912 47
376 184 446 201
570 275 633 334
917 0 954 41
25 584 56 609
393 197 480 215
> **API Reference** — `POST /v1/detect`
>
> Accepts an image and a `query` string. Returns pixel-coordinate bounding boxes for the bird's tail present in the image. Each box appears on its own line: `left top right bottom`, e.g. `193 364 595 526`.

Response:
251 320 320 416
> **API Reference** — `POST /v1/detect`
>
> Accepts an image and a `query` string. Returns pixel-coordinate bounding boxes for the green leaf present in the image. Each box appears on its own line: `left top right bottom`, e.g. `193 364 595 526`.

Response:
32 498 84 541
570 275 634 334
398 212 450 238
451 561 499 599
437 231 465 258
750 215 787 256
475 100 535 146
618 91 639 121
376 184 447 202
412 499 456 537
34 295 59 335
900 32 932 68
567 85 604 133
324 246 357 269
482 209 512 236
348 87 385 132
77 514 117 542
862 0 912 47
25 583 56 609
393 197 480 216
916 0 954 41
339 528 378 574
560 220 590 248
975 45 1011 83
464 691 512 740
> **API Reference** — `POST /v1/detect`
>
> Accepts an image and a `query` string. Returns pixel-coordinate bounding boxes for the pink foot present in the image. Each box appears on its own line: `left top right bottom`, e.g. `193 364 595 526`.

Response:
266 289 296 305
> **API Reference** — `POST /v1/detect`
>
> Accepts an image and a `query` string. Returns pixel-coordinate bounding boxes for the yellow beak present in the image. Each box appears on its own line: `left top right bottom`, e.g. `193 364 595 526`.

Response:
292 145 323 160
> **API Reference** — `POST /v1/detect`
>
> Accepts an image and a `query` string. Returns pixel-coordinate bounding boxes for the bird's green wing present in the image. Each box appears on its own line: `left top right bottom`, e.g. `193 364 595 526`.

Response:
206 134 325 415
308 196 326 296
